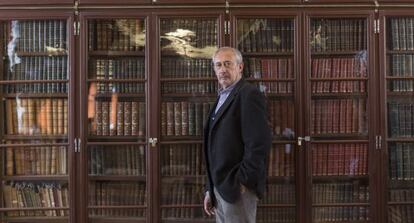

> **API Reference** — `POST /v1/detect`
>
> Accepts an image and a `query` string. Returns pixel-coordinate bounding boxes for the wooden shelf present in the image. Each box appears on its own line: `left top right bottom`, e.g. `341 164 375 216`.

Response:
241 51 294 57
312 175 369 182
1 175 69 181
2 93 68 98
88 175 146 181
93 93 145 98
14 51 67 57
0 79 68 84
0 216 68 222
87 78 146 83
2 135 68 140
89 216 146 223
387 50 414 54
311 92 367 98
388 179 414 188
88 51 145 57
160 77 216 82
312 202 370 207
87 136 146 141
311 50 366 56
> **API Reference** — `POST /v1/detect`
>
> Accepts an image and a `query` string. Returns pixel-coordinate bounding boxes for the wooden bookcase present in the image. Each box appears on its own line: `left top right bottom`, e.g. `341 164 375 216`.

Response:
0 10 76 223
303 10 377 223
0 1 413 223
379 10 414 223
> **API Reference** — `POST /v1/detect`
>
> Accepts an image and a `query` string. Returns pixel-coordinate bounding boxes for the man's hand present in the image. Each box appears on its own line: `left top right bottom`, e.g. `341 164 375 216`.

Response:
203 191 215 216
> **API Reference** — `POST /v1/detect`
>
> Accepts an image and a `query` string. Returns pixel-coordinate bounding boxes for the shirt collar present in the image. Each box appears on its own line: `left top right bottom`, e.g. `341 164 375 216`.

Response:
218 79 241 96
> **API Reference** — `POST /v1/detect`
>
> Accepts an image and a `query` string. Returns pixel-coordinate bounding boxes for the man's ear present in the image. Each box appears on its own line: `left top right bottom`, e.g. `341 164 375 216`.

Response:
238 63 244 72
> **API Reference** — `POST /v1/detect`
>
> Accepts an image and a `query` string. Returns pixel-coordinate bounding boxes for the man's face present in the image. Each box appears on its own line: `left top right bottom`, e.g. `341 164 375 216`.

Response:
212 50 243 89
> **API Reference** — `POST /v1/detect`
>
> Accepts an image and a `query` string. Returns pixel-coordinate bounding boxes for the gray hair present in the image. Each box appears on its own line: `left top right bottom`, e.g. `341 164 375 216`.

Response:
212 47 243 64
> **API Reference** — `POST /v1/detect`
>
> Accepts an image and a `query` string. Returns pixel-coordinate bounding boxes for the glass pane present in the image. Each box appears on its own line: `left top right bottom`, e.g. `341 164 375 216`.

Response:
386 17 414 223
237 17 297 223
159 16 218 221
86 18 147 222
0 19 70 221
309 17 370 223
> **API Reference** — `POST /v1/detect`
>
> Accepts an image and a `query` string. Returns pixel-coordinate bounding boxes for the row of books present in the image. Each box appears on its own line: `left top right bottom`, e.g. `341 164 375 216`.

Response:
161 181 204 219
311 143 368 176
312 182 369 203
161 101 213 137
5 145 67 176
388 102 414 137
253 81 294 95
388 54 414 92
161 81 217 95
389 80 414 93
389 189 414 202
161 144 204 176
312 80 366 94
91 82 145 94
267 99 295 137
160 19 217 50
268 145 295 177
257 208 296 223
11 20 67 52
89 145 146 176
310 19 367 52
4 83 68 94
311 99 367 135
260 184 295 204
389 143 414 180
237 19 293 53
313 206 369 222
390 18 414 51
311 57 367 93
88 19 145 51
5 98 68 136
91 101 146 136
244 58 293 79
161 58 213 78
2 182 69 217
5 56 68 81
89 181 146 217
89 58 145 80
388 206 414 223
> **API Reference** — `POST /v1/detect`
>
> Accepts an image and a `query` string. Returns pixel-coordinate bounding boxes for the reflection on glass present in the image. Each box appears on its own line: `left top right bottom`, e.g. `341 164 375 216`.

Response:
89 181 146 217
310 18 367 52
160 18 217 58
88 19 145 51
237 19 293 53
88 145 146 176
88 94 146 137
2 181 69 217
5 98 68 136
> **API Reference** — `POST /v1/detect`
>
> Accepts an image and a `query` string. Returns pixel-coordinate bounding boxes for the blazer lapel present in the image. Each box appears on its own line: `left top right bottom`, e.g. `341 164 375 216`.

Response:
209 79 245 132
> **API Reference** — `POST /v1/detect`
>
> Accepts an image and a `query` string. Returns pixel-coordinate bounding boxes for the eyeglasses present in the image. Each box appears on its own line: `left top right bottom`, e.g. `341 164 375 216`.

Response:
212 61 236 70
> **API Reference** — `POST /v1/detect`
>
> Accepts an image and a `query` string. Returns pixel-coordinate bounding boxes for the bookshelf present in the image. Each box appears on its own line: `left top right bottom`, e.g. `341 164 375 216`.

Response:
306 15 372 223
0 16 72 223
84 17 148 222
232 13 298 222
381 14 414 223
159 16 218 221
1 2 414 223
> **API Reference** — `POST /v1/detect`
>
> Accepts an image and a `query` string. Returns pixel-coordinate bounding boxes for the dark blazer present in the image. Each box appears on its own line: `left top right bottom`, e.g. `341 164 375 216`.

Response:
204 79 272 204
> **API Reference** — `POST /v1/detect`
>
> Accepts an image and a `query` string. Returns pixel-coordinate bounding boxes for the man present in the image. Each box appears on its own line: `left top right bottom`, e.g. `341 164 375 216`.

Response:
203 47 272 223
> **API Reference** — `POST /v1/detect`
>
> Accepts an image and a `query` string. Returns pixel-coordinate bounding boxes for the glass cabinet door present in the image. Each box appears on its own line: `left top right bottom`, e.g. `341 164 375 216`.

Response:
0 19 71 222
384 16 414 223
84 17 147 222
159 16 219 221
307 16 371 222
235 16 297 223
